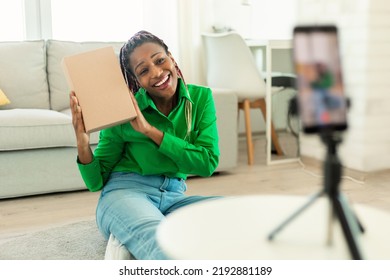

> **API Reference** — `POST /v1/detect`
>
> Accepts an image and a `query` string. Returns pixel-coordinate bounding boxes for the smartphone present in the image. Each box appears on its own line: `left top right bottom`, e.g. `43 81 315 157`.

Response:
293 25 348 133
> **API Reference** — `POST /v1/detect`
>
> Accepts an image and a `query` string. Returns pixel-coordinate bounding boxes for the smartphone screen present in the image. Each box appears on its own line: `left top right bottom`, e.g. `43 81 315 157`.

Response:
293 25 348 133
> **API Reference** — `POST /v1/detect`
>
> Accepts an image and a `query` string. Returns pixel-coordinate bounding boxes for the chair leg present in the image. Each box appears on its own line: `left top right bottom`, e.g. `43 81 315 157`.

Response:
239 100 254 165
257 98 283 156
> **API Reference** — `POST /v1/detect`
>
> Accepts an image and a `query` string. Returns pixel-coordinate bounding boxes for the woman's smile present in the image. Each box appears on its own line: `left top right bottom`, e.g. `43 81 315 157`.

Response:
153 73 170 89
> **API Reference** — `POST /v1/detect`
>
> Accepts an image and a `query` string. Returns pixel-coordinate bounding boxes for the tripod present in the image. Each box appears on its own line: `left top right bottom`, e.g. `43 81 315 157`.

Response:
268 131 365 259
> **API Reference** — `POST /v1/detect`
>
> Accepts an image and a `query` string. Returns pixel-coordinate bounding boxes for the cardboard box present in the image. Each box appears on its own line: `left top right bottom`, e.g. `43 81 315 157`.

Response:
62 46 137 133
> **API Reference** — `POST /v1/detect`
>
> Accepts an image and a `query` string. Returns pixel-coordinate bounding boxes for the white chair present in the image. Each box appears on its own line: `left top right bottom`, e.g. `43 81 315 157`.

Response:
202 32 285 165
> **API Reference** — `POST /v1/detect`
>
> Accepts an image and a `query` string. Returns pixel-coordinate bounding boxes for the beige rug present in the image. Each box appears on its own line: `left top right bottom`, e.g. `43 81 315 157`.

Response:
0 220 107 260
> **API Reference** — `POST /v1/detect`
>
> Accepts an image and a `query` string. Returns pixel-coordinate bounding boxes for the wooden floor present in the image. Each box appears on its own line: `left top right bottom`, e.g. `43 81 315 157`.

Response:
1 137 390 240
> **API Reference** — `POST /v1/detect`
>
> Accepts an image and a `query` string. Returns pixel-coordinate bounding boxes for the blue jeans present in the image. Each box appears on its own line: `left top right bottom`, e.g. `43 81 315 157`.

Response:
96 172 218 260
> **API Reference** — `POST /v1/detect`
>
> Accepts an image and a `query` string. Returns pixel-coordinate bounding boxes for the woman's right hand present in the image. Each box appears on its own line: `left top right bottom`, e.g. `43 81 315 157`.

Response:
70 92 93 164
70 91 89 145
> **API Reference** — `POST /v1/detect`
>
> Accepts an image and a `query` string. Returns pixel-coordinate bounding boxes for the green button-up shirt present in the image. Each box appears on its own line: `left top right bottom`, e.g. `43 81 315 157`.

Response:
78 79 220 192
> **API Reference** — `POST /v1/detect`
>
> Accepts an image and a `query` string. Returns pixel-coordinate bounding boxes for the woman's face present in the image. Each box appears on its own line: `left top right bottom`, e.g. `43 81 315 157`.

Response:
129 42 178 99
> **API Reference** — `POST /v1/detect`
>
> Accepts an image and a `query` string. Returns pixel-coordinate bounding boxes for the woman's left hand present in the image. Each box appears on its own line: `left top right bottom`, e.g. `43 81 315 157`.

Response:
128 93 152 134
129 93 164 145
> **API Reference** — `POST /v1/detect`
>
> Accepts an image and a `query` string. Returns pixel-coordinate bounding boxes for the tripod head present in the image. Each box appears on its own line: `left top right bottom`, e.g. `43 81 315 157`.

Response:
320 130 343 154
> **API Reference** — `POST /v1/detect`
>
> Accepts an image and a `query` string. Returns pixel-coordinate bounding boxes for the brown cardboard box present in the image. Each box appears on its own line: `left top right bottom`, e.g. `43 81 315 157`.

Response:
62 46 137 133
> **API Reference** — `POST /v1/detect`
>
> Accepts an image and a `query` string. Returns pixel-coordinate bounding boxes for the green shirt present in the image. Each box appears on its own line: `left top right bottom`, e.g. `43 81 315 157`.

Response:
78 79 220 192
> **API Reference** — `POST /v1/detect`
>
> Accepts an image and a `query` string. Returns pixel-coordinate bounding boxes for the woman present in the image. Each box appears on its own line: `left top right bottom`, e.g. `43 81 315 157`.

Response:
70 30 220 260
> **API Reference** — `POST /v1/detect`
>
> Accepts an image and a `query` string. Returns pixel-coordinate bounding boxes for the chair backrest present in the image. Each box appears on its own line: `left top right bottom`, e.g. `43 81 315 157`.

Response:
202 32 266 98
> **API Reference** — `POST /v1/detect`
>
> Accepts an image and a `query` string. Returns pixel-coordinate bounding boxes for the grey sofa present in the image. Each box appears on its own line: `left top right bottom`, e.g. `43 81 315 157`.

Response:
0 40 238 199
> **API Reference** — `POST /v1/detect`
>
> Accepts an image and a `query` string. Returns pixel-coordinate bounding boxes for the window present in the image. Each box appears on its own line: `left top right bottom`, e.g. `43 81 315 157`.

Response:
49 0 179 61
50 0 144 42
0 0 25 41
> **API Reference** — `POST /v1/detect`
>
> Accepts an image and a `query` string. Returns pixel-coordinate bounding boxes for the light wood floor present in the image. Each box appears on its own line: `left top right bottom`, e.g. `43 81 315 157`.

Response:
1 137 390 240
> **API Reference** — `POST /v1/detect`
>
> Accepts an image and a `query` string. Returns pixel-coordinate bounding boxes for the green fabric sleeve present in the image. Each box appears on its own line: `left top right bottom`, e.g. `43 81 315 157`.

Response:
77 156 104 192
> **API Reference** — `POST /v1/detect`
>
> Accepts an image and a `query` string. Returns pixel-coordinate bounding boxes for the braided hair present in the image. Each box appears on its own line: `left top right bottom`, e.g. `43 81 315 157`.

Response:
119 30 192 139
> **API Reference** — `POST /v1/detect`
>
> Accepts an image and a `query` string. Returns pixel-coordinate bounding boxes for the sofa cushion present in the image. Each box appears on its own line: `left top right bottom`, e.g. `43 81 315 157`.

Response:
0 40 50 109
46 40 125 111
0 109 75 150
0 109 101 151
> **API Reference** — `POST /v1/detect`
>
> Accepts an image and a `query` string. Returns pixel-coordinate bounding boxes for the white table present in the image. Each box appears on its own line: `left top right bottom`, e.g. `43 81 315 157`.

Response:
246 40 298 165
157 195 390 259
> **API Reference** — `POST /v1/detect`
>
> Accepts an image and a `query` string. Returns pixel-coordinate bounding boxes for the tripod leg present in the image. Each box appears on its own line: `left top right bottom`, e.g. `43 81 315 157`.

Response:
326 199 334 246
354 212 365 233
268 191 324 240
333 193 364 259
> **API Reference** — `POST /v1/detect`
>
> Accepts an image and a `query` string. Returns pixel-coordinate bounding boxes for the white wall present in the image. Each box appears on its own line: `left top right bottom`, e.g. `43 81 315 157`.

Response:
296 0 390 172
210 0 297 40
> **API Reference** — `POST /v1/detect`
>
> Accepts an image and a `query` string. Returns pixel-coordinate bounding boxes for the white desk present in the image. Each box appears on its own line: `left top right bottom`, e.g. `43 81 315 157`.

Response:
157 195 390 260
246 40 298 165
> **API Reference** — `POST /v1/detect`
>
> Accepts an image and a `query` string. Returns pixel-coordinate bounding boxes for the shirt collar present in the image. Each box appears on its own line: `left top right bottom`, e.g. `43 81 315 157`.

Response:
136 78 193 112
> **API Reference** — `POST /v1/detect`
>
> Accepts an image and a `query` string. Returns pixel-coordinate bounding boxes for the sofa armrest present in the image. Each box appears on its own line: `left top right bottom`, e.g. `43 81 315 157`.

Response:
211 88 238 172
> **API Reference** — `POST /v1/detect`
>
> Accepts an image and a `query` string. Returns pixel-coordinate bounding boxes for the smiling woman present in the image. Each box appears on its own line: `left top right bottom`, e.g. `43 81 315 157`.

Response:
69 30 221 260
